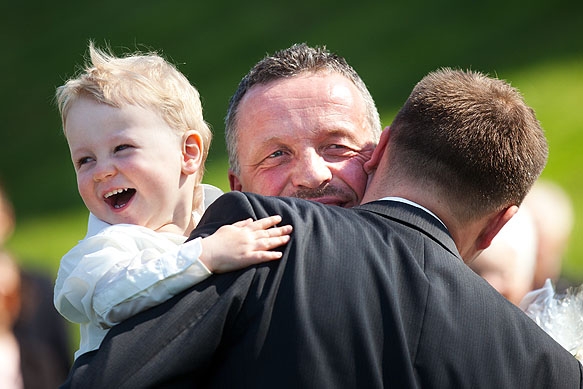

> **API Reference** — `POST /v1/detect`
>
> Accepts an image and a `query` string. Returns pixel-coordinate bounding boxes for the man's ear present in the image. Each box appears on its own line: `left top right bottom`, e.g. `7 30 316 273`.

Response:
476 205 519 250
228 169 242 191
182 131 203 175
364 126 390 175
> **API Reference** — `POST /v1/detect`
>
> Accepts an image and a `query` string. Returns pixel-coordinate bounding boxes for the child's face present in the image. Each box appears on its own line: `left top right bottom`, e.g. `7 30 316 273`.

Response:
65 96 195 231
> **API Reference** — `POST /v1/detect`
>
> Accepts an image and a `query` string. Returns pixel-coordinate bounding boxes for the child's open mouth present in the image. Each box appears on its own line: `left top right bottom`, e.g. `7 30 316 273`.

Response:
104 188 136 209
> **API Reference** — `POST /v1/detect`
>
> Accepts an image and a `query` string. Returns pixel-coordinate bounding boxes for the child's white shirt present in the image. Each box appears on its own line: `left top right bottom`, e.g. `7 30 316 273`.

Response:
53 185 223 359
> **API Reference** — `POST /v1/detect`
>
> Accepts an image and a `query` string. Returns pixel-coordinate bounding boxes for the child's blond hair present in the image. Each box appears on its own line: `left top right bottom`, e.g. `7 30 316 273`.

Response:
56 42 211 182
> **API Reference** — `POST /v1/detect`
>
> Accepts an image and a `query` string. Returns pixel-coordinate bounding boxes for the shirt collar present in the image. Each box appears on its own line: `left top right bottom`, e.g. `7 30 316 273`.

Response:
377 197 447 229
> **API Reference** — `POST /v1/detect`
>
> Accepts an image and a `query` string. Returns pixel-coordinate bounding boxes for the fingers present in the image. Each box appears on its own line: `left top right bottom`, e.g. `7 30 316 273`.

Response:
254 231 291 251
262 224 293 237
250 250 284 262
246 215 283 230
208 219 293 273
231 218 254 227
228 214 293 256
244 236 289 262
232 215 292 239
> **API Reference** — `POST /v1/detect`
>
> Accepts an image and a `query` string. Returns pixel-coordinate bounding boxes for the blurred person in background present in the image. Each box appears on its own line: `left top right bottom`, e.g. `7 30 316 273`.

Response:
468 177 583 361
0 249 23 388
0 181 71 388
470 179 577 305
523 179 575 291
518 180 582 362
469 205 538 305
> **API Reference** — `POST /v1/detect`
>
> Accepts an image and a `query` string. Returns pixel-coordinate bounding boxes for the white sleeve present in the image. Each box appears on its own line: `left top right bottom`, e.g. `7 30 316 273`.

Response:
53 224 211 328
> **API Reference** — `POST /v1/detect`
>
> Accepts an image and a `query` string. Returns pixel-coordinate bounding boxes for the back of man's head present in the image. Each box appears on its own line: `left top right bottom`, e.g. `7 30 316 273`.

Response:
386 68 548 222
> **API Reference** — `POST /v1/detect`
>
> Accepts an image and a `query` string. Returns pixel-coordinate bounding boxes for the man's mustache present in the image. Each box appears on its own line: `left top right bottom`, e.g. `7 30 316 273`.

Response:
290 185 348 200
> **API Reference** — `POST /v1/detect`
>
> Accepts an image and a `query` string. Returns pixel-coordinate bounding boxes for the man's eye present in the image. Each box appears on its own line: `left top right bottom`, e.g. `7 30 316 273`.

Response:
268 150 285 158
327 144 352 153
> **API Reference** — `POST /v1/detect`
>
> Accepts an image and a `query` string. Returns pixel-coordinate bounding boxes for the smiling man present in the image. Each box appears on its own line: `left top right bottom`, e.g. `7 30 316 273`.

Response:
225 43 382 208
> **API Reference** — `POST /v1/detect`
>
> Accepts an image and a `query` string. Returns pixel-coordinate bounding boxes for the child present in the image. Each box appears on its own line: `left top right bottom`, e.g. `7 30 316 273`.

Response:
53 43 292 359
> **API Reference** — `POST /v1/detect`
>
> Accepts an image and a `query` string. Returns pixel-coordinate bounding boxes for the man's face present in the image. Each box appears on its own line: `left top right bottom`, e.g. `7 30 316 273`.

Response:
229 72 377 208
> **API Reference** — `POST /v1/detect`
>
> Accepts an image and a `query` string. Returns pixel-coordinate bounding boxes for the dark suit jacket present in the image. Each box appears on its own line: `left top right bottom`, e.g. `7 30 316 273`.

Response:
62 191 583 388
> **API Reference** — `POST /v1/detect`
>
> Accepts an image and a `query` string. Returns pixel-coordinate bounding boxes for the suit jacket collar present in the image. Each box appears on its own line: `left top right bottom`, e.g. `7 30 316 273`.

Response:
357 200 462 261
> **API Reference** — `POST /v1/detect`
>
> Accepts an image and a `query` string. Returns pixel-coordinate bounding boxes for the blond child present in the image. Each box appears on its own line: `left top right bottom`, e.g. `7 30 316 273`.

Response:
53 43 291 359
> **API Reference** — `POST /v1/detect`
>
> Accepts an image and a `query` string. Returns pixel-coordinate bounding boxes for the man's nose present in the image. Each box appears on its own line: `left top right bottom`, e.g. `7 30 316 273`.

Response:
292 151 332 188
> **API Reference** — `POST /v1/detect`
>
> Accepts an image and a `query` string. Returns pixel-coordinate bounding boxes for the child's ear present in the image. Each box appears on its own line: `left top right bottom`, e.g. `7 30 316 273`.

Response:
182 131 203 175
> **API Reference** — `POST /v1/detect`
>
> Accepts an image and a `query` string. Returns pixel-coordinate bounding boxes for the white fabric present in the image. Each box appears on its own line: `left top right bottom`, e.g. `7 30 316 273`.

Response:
521 279 583 362
54 184 223 359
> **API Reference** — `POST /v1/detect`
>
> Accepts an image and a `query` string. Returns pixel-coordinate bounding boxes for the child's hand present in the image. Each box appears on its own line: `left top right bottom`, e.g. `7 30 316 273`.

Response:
200 215 292 273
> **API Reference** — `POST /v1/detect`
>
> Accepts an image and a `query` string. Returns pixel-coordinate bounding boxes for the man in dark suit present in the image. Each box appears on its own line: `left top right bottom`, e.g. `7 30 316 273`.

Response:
62 68 583 387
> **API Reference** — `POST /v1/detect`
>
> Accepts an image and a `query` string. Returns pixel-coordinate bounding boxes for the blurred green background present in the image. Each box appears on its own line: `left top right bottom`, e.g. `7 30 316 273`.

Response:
1 0 582 286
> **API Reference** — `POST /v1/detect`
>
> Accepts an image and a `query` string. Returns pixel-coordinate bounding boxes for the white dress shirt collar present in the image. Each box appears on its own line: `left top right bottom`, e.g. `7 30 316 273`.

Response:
378 196 447 229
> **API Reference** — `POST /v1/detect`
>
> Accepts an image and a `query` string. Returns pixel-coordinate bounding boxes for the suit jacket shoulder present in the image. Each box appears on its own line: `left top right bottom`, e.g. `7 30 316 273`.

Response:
62 192 583 388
